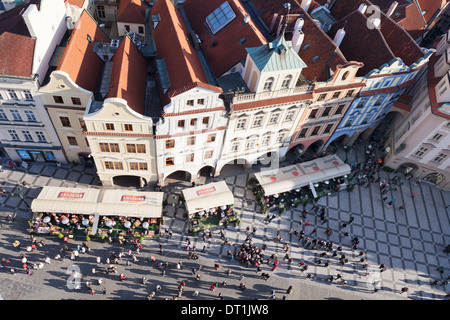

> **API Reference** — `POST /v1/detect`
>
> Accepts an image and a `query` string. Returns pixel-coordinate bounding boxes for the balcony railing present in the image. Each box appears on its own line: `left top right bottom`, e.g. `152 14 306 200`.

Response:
232 85 313 104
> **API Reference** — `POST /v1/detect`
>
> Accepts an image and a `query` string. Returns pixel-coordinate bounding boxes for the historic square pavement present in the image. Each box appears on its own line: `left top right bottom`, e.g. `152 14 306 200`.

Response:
0 141 448 301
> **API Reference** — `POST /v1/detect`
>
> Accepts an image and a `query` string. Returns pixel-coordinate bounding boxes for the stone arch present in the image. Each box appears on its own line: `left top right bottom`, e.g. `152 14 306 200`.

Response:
113 175 147 188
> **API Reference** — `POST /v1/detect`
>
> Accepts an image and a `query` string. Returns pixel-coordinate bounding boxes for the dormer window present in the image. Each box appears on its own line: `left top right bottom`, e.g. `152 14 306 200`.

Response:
263 77 275 91
281 75 292 89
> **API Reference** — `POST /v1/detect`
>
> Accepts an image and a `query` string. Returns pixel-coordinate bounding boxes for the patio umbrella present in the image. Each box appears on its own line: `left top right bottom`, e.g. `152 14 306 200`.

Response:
82 219 89 226
105 220 113 227
43 216 51 223
142 222 149 229
62 217 69 225
124 221 131 229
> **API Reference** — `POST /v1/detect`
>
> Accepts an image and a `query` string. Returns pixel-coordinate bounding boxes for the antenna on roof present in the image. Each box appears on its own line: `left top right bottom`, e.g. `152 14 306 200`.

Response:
281 3 291 38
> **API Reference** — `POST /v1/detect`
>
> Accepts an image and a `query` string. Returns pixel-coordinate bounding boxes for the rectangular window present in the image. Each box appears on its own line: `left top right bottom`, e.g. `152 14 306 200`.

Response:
345 90 354 98
433 153 447 163
252 115 264 127
284 110 296 122
22 130 33 142
187 136 196 146
71 97 81 105
332 91 341 99
207 134 216 143
321 107 332 117
126 144 146 153
309 109 318 119
246 138 256 150
165 139 175 149
136 144 146 153
97 5 105 19
202 117 209 125
276 133 286 143
129 162 148 171
124 124 133 131
8 90 18 100
24 110 36 122
236 118 247 130
104 161 123 170
190 119 197 126
0 109 7 120
138 26 144 34
109 143 120 152
23 90 33 101
317 93 327 101
10 109 22 121
53 96 64 104
197 99 204 105
414 147 428 157
124 25 130 32
268 113 280 125
323 123 334 134
178 120 185 128
8 129 19 141
186 100 194 106
67 136 78 146
99 142 110 152
299 128 308 138
36 131 46 142
432 133 443 141
204 150 213 159
334 104 345 115
231 141 240 152
261 135 271 146
105 123 115 131
186 153 194 162
60 116 71 127
311 126 321 136
165 157 174 166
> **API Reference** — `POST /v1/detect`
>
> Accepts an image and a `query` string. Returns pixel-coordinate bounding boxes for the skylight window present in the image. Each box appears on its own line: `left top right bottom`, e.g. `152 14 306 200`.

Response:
206 1 236 35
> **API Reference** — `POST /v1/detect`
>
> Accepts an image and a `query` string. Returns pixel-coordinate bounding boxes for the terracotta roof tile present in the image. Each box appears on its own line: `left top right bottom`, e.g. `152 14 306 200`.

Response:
250 0 348 81
329 0 424 75
117 0 146 24
57 10 110 92
106 35 147 115
182 0 267 77
0 3 36 77
151 0 209 105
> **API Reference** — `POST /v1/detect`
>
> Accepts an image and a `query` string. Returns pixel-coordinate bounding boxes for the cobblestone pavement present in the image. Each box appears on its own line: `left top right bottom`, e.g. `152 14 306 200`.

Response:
0 141 449 301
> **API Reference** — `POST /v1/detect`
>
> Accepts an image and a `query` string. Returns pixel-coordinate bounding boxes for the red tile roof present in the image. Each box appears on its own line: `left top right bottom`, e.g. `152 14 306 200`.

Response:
250 0 348 81
106 35 147 115
57 10 110 92
329 0 424 75
182 0 267 77
117 0 146 24
151 0 209 105
67 0 86 8
0 3 36 77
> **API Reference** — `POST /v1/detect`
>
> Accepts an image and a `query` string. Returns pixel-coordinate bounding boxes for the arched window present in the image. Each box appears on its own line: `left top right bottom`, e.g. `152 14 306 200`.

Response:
341 71 350 81
281 75 293 89
263 77 274 91
281 75 292 89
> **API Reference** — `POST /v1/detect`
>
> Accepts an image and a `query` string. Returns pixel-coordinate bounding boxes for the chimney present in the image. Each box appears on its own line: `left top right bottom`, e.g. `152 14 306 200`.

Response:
243 13 250 24
333 28 346 47
292 30 304 54
358 4 367 14
387 1 399 17
294 18 304 31
270 13 278 31
301 0 312 12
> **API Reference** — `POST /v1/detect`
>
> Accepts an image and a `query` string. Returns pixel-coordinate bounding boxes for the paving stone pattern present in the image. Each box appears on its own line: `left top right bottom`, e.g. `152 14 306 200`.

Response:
0 142 448 300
